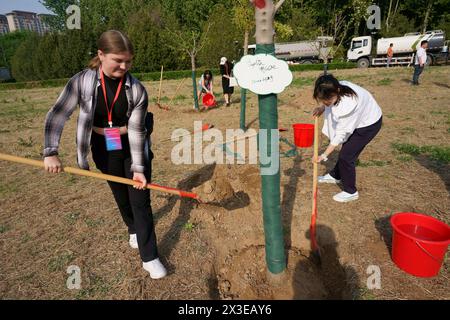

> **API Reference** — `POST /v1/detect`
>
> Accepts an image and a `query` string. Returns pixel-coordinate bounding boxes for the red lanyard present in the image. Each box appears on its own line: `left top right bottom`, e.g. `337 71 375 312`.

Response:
100 66 124 127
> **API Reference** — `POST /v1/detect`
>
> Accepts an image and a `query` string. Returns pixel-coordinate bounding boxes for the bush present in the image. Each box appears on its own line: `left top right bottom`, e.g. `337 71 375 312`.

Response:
0 62 356 90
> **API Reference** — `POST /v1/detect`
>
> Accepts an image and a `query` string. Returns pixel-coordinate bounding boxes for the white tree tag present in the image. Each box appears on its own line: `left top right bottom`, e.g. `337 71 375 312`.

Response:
233 54 293 95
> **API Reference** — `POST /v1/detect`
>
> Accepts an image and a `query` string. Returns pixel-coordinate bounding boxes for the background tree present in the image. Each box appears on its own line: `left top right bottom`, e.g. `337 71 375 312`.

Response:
0 31 33 70
197 4 241 68
164 23 212 111
232 0 256 131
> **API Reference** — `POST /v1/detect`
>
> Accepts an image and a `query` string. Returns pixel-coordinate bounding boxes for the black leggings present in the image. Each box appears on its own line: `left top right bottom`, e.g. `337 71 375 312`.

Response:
91 132 158 262
329 117 382 194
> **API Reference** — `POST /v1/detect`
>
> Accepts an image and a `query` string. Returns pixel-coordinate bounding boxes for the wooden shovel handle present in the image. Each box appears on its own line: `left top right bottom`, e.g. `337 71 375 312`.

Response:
0 153 199 201
310 116 320 251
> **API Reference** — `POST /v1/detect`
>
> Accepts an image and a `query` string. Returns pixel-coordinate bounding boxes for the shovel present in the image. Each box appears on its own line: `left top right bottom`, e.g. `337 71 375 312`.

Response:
310 116 322 265
0 153 201 202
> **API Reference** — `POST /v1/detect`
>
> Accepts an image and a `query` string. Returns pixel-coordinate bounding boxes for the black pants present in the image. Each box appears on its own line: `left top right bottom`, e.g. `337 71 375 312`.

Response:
329 117 382 194
412 65 424 85
91 132 158 262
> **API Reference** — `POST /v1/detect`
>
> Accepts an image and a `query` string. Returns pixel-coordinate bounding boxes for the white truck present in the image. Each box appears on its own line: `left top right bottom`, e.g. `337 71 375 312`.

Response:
347 30 447 68
248 36 334 64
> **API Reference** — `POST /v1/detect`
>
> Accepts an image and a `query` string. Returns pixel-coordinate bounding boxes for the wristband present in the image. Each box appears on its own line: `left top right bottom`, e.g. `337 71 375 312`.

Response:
320 153 328 162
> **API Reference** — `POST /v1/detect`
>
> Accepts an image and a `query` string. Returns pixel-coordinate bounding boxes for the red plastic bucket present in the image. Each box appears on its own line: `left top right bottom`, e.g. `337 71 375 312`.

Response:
292 123 314 148
390 212 450 278
202 93 216 107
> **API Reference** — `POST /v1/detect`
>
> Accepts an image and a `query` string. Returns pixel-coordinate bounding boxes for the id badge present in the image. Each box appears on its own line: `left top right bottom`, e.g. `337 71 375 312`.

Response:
104 127 122 151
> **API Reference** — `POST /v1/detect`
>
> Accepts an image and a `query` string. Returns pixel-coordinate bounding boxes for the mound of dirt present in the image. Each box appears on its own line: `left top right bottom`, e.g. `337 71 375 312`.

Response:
193 177 235 204
217 245 327 299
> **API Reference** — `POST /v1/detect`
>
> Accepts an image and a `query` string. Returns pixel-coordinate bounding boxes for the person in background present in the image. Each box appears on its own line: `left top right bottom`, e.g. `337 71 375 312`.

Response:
220 57 234 107
43 30 167 279
197 70 214 109
312 74 383 203
412 40 429 85
386 43 394 68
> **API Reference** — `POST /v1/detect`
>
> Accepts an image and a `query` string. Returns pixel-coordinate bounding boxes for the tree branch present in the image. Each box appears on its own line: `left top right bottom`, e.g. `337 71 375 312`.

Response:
196 23 212 54
274 0 287 13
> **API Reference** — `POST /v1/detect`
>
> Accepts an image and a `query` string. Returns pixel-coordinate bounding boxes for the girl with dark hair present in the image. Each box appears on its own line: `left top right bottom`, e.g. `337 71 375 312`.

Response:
197 69 214 108
312 74 383 202
43 30 167 278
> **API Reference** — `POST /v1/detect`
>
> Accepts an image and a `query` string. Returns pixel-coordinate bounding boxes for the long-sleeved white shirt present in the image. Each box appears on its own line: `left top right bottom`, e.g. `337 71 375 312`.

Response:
322 81 382 146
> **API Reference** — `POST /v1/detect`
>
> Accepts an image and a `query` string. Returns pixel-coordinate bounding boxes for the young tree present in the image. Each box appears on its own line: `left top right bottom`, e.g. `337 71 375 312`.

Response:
232 0 255 130
198 4 240 67
252 0 288 278
164 24 212 110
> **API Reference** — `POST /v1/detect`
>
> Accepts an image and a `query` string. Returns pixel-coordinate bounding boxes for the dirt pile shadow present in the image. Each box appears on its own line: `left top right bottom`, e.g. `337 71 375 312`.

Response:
301 224 360 300
159 164 360 300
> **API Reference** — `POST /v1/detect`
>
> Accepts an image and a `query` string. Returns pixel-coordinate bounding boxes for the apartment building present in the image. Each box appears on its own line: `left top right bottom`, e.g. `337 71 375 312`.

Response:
0 15 9 35
5 11 51 35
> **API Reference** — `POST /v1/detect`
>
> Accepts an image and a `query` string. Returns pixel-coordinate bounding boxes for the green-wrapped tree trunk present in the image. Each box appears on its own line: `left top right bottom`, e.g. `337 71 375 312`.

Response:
256 43 286 275
191 55 199 111
240 30 249 131
240 89 247 130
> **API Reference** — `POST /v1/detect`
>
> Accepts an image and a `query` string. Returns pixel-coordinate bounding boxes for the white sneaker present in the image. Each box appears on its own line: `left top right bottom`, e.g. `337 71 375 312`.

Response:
129 234 138 249
143 258 167 279
318 173 341 184
333 191 359 203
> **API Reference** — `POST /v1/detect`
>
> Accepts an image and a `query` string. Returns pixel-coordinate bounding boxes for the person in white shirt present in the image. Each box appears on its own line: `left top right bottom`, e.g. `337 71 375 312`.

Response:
412 40 428 85
312 74 383 203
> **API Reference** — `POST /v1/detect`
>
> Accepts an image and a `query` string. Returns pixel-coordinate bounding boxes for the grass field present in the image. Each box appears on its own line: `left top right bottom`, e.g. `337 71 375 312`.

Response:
0 65 449 299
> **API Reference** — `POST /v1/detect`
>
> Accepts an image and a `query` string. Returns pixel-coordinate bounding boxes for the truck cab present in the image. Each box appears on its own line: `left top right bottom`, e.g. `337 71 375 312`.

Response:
347 36 372 68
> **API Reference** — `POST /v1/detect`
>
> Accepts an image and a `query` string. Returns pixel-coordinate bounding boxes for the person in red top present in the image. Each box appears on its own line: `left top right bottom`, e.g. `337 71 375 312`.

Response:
386 43 394 68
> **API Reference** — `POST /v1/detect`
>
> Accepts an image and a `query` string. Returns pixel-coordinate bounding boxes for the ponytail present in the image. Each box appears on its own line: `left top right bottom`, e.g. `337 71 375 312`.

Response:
313 74 357 104
88 56 101 69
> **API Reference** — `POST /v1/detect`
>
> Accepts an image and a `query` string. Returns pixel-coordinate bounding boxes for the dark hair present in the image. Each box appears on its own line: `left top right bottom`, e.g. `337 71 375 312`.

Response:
203 70 213 80
313 74 357 104
88 30 134 69
390 43 393 46
421 40 428 46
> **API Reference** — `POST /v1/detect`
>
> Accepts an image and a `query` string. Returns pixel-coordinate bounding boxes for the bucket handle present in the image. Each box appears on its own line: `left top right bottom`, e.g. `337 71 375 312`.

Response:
415 241 444 264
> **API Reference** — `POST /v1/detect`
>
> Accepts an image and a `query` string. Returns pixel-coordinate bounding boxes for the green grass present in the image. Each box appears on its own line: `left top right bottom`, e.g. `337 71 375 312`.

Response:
84 217 105 228
48 251 74 272
21 233 31 243
385 114 395 119
356 159 391 167
377 78 392 86
344 74 368 82
0 183 18 196
392 143 450 164
0 104 48 119
400 127 416 134
0 224 10 233
65 175 79 186
184 222 196 232
17 136 34 147
289 62 356 72
396 154 414 163
174 94 187 101
65 212 81 224
75 271 125 299
430 110 449 116
358 288 377 300
291 77 316 87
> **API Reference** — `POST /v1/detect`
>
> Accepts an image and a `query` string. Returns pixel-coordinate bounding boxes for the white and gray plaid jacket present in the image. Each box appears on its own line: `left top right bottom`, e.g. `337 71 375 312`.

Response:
43 68 149 173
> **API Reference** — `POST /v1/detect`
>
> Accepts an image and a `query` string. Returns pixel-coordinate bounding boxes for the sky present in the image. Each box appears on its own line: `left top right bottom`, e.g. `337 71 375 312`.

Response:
0 0 53 15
